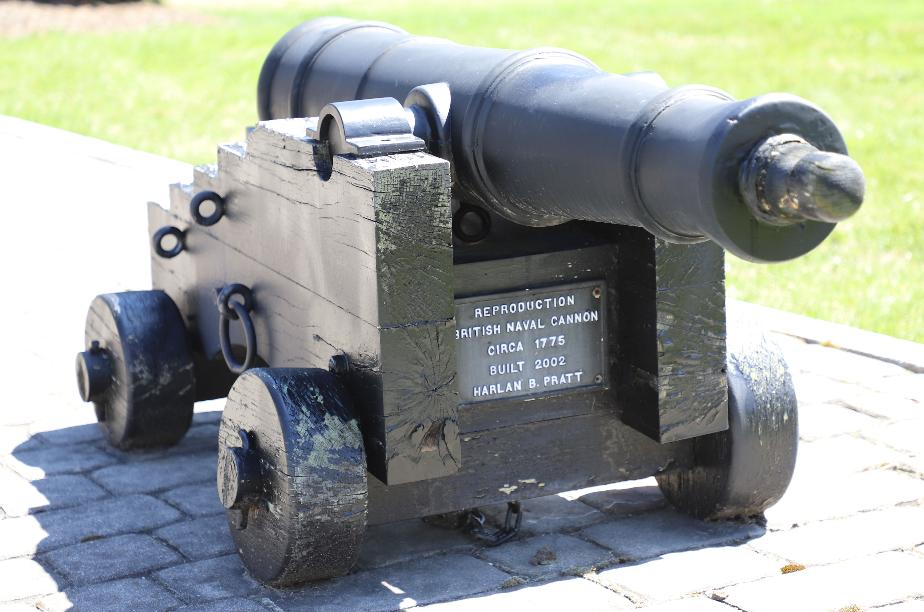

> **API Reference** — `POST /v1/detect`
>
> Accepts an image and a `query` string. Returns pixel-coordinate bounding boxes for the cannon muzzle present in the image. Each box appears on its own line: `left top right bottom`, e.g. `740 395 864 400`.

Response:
257 18 864 262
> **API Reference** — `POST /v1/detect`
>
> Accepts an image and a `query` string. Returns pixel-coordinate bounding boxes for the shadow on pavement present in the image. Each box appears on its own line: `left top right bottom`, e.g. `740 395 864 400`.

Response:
3 414 766 610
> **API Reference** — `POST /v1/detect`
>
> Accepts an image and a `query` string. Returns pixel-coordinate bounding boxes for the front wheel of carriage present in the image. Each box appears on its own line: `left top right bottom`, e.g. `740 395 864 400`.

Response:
656 329 799 520
217 367 368 586
76 290 195 449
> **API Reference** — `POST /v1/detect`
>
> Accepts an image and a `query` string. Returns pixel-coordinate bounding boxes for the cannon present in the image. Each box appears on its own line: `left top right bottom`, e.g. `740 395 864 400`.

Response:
75 18 864 586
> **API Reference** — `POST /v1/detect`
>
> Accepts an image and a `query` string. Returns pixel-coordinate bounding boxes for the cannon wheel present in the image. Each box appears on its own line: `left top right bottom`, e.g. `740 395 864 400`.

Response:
656 329 798 519
217 368 368 586
77 291 195 449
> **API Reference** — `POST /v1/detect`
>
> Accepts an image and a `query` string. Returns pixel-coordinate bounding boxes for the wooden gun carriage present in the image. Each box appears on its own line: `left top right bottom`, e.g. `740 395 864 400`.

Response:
75 18 865 586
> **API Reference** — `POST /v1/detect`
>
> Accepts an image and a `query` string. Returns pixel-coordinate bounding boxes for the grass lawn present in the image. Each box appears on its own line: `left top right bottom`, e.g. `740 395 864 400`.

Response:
2 0 921 341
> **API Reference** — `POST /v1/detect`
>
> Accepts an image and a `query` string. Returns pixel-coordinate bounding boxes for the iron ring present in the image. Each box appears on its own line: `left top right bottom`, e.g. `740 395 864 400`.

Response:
190 191 225 227
217 283 254 320
219 301 256 374
217 284 256 374
152 226 185 258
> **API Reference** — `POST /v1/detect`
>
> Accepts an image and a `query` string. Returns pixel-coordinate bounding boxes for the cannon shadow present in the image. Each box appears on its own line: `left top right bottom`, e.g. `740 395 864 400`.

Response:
3 412 766 610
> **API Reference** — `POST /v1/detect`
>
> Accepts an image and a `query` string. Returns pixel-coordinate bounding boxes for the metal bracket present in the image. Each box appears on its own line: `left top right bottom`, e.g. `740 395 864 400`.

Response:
306 97 425 157
305 83 453 160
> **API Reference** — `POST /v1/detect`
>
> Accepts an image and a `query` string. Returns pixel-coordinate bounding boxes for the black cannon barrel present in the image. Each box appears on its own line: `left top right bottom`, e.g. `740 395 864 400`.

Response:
258 18 864 262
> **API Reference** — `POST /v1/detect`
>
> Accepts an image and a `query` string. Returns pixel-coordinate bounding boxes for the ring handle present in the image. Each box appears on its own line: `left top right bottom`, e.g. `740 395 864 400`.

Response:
190 191 225 227
217 284 256 374
152 226 185 258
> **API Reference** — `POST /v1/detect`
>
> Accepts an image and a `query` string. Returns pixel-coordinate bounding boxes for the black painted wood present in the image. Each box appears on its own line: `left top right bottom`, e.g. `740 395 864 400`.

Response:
366 409 693 525
81 291 194 449
218 368 367 585
149 119 457 486
453 216 728 444
657 329 798 519
614 230 728 443
145 115 731 531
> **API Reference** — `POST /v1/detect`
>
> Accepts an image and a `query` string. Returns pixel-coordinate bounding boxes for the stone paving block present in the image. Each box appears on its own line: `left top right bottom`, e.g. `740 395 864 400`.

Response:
154 515 235 561
861 419 924 456
796 434 907 478
419 577 635 611
570 478 668 517
0 467 108 517
118 424 220 463
478 533 613 578
749 506 924 566
478 494 608 536
0 515 46 561
92 452 216 494
179 423 219 452
0 494 182 560
155 554 266 603
2 442 119 480
36 577 180 612
635 596 731 611
160 483 225 518
0 405 34 428
596 545 780 603
30 418 101 446
0 601 42 611
721 551 924 612
784 343 910 383
900 456 924 478
0 426 40 454
193 403 224 425
797 401 881 442
357 518 473 569
879 601 924 611
863 373 924 402
0 558 59 603
173 597 271 611
835 387 922 421
43 533 181 585
791 373 922 421
269 553 510 611
765 467 924 529
579 509 764 562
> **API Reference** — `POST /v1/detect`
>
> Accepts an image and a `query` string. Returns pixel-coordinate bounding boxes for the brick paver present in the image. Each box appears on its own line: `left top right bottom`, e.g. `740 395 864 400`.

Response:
43 534 182 585
478 533 613 578
1 116 922 610
719 552 924 612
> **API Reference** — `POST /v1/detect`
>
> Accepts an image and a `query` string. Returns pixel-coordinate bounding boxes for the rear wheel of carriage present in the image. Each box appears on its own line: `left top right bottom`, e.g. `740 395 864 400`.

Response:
76 290 195 449
656 329 799 520
217 367 368 586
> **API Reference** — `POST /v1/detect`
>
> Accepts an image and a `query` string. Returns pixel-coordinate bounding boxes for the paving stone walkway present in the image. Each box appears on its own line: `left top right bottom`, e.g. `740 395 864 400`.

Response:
1 116 922 611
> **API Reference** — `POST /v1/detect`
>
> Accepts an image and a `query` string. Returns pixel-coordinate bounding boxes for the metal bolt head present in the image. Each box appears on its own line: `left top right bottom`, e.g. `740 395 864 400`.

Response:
75 343 112 403
227 508 248 531
217 429 260 510
329 353 351 376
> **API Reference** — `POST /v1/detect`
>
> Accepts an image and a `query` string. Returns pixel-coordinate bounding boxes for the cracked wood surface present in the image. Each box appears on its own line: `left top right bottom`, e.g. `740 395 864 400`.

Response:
616 231 728 443
149 118 456 485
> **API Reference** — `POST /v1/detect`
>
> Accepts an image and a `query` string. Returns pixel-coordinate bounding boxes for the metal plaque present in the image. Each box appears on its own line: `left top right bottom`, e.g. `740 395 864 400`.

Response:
455 281 607 404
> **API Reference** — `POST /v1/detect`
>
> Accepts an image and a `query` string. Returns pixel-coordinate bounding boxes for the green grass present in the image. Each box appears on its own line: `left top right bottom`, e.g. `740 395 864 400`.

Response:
2 0 922 340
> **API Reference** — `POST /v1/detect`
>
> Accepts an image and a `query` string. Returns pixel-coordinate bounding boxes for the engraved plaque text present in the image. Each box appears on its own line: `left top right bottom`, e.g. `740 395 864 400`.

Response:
455 281 607 404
